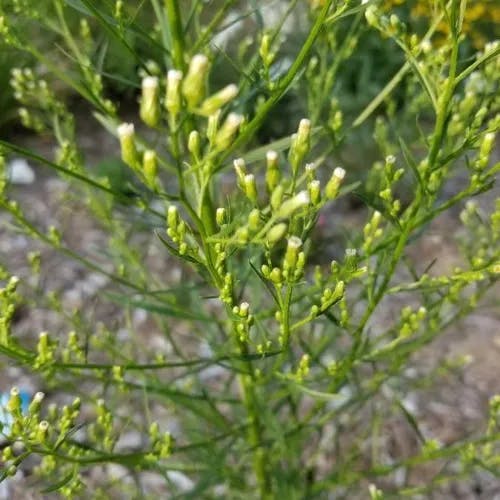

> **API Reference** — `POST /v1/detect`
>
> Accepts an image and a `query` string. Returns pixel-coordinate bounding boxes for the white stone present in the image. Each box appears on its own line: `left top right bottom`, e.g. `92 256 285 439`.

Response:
7 158 35 185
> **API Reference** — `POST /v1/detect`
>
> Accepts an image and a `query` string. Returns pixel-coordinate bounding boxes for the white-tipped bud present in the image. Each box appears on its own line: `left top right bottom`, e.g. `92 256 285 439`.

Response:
325 167 346 200
140 76 160 127
233 158 247 183
216 207 226 226
117 123 138 168
333 166 346 179
239 302 250 317
266 222 288 245
165 69 183 116
188 130 201 158
199 84 238 116
215 113 244 150
143 150 158 188
284 236 303 270
167 205 179 230
289 118 312 173
182 54 209 108
243 173 258 203
265 150 280 192
277 190 310 218
309 179 321 205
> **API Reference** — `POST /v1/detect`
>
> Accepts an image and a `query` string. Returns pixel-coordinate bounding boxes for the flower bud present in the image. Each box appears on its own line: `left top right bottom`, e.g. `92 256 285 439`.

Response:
216 207 226 226
188 130 201 159
243 174 258 203
182 54 209 108
215 113 244 150
233 158 247 187
325 166 346 200
207 110 220 145
289 119 311 173
167 205 179 230
277 191 310 218
266 223 287 245
248 208 261 231
117 123 139 169
199 84 238 116
140 76 160 127
308 179 321 205
143 150 158 188
165 70 183 117
265 150 280 192
284 236 302 271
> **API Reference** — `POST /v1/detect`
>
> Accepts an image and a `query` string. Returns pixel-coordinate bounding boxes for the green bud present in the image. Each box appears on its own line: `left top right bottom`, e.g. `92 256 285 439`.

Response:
284 236 302 271
277 191 310 218
248 208 261 231
140 76 160 127
325 167 346 200
36 420 50 443
243 174 258 203
308 179 321 205
265 150 280 192
188 130 201 159
269 185 283 212
7 387 21 414
266 223 288 245
182 54 209 108
270 267 282 284
234 158 247 187
215 113 243 150
167 205 179 230
143 150 158 188
289 119 311 174
165 70 183 117
117 123 139 169
207 110 221 145
199 84 238 116
216 207 226 226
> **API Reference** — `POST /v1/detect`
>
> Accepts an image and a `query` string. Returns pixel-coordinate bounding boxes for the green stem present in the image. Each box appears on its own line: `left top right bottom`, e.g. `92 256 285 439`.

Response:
165 0 186 71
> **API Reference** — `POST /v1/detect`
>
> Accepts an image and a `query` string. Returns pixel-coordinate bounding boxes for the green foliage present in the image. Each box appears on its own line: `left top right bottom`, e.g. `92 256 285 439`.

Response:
0 0 499 498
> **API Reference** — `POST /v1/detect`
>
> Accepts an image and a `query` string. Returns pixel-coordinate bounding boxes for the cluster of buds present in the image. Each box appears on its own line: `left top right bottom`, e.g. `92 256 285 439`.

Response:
378 155 402 215
365 6 407 40
362 210 383 253
34 331 56 372
90 399 116 452
61 330 85 363
148 422 173 460
294 354 310 382
259 34 277 69
219 272 234 306
1 389 48 447
399 306 427 338
232 301 254 343
214 242 227 274
473 132 495 172
167 205 190 256
0 276 19 346
309 280 345 319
